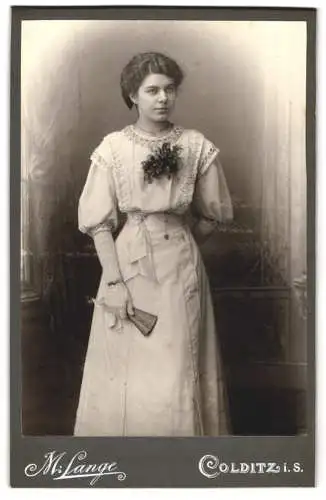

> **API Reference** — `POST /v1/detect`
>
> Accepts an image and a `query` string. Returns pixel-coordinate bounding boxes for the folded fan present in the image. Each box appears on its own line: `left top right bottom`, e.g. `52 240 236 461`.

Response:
87 297 157 336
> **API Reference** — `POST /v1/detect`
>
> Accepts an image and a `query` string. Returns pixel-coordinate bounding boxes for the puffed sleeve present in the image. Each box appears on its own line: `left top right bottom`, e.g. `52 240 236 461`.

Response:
192 138 233 223
78 136 118 237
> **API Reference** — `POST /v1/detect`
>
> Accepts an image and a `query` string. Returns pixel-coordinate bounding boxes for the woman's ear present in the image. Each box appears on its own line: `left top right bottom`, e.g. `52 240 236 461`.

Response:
129 93 138 105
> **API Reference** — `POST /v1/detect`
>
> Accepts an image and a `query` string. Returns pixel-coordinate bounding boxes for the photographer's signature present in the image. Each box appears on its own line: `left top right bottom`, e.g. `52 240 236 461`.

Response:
24 450 127 486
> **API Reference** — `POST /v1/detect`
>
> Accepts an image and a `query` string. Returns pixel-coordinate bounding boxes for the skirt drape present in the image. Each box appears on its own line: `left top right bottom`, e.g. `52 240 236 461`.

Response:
74 213 230 436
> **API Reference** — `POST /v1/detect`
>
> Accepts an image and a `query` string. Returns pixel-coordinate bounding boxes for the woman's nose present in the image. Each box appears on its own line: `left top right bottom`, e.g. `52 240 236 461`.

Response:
158 90 168 102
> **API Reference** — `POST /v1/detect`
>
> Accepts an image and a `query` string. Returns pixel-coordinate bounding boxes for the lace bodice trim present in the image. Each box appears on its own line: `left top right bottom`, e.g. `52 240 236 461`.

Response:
123 124 184 149
90 150 108 171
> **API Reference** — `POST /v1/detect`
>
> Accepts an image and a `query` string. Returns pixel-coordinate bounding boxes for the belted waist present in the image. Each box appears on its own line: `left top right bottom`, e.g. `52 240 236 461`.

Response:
126 211 186 233
117 212 188 282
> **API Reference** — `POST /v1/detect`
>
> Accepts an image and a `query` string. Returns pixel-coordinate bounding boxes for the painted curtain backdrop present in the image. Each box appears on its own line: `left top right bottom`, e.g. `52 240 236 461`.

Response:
21 20 307 434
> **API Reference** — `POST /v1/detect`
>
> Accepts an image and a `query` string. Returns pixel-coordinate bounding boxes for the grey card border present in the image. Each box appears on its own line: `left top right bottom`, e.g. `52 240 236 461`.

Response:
10 6 316 488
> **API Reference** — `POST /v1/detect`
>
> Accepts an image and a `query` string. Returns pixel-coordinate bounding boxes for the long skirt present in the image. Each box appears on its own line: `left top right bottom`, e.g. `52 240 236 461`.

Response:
74 213 230 436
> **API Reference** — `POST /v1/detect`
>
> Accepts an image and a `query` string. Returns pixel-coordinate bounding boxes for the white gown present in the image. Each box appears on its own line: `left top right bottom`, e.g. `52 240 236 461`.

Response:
74 124 233 436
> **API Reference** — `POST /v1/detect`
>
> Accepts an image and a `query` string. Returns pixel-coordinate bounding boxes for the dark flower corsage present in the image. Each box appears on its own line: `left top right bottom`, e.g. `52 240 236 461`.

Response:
142 142 183 184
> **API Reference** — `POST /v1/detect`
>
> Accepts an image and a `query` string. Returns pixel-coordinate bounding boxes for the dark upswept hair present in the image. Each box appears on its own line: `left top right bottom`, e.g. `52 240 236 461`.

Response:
120 52 184 109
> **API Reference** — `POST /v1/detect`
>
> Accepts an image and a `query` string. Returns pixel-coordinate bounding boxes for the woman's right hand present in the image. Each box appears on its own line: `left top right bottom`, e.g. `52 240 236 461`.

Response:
99 282 135 320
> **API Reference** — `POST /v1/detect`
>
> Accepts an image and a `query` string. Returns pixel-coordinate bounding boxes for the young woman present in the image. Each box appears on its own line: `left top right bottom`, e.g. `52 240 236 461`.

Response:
74 52 233 436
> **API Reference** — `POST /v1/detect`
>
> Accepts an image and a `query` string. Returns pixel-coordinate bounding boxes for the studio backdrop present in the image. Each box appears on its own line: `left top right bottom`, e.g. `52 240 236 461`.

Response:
20 20 307 435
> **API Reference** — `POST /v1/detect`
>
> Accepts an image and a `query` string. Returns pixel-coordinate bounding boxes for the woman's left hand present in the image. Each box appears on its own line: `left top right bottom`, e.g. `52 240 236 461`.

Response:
192 218 217 244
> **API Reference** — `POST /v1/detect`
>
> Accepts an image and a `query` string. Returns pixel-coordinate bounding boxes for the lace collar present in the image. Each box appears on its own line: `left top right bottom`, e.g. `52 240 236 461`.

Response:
123 123 184 148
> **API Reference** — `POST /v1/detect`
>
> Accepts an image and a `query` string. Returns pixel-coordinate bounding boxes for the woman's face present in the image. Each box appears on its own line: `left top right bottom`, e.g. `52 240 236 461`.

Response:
130 73 177 123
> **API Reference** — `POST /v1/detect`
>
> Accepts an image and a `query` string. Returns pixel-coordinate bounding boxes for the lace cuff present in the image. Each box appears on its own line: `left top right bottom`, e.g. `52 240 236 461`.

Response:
89 221 116 237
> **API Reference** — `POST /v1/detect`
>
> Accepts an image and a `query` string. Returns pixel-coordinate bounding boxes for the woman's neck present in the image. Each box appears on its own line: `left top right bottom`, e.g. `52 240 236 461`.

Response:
134 118 173 136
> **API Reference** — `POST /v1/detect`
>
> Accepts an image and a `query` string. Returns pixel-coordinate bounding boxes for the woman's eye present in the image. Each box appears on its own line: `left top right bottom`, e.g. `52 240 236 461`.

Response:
146 87 175 95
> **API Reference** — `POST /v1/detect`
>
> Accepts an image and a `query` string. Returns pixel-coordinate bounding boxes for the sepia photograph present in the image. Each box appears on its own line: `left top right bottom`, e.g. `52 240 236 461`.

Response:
12 6 316 488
